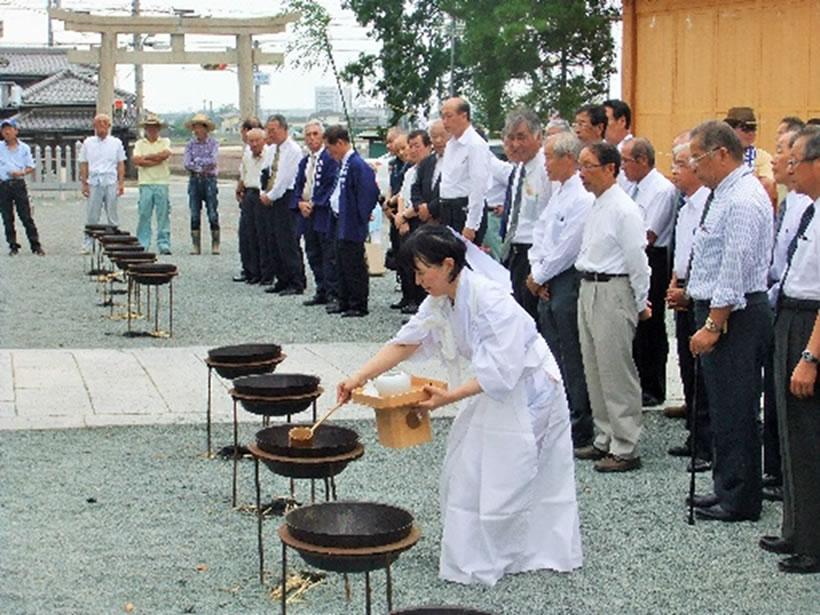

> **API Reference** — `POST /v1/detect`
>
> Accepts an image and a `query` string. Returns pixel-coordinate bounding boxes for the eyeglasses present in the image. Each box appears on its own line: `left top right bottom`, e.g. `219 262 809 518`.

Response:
738 124 757 133
579 163 605 171
787 156 817 168
688 148 720 167
621 156 638 164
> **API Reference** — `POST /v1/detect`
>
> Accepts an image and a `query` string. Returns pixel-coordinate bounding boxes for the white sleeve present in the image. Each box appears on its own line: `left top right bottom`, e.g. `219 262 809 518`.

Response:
465 144 490 230
116 138 126 162
644 185 676 239
266 143 302 201
530 193 593 284
620 208 651 310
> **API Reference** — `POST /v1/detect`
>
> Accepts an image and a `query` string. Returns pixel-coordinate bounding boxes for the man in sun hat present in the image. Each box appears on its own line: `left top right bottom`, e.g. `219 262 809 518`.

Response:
133 113 172 254
183 112 220 254
725 106 774 181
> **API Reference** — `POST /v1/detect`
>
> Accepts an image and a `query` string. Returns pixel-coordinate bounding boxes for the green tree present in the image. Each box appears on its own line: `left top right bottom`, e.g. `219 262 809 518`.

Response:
341 0 457 126
445 0 618 131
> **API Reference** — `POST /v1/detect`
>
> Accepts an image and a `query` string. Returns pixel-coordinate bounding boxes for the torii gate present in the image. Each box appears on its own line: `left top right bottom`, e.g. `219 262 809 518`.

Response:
48 8 299 119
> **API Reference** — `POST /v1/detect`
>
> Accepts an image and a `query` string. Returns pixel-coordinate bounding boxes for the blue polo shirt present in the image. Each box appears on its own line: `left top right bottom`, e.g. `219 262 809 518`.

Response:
0 140 34 181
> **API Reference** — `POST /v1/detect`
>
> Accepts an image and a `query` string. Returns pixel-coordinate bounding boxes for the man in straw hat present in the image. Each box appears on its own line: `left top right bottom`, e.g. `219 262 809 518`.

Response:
133 114 172 254
79 113 126 254
183 113 220 254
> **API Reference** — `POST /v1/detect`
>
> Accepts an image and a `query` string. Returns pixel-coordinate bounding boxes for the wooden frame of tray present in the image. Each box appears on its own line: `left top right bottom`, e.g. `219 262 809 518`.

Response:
351 376 447 449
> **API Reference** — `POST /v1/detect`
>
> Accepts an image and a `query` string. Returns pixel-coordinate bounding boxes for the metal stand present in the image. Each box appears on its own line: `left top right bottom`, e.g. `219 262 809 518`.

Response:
124 277 174 338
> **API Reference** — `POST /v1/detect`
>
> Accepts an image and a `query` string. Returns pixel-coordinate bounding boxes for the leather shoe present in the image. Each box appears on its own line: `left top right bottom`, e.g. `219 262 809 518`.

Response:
762 485 783 502
9 247 19 256
341 309 368 318
268 282 289 293
245 277 261 285
687 458 712 473
668 444 690 457
400 303 419 315
278 287 304 296
778 554 820 574
303 295 328 306
694 503 759 522
686 493 719 507
759 535 794 554
389 300 407 310
594 454 642 473
33 247 46 256
574 445 607 460
664 404 686 418
232 275 247 282
325 302 344 314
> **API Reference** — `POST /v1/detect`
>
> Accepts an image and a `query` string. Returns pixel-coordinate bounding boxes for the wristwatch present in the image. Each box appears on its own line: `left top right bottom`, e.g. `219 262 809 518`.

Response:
801 349 819 365
704 316 725 334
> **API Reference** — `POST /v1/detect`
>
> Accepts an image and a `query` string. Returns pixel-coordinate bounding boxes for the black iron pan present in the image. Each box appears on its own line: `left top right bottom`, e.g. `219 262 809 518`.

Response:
208 343 282 365
233 373 319 398
390 608 496 615
99 234 139 244
128 263 178 285
285 501 414 549
256 424 359 459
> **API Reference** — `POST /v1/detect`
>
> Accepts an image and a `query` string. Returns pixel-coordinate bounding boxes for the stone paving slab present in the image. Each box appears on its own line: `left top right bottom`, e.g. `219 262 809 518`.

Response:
0 351 13 402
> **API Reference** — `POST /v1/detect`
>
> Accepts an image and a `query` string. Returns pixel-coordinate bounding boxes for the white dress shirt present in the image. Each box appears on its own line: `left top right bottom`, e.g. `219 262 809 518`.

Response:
439 124 491 230
632 167 677 248
770 190 814 286
79 134 126 186
616 133 635 193
509 149 555 245
576 183 651 310
329 149 354 215
782 197 819 301
239 144 271 189
673 186 709 279
399 165 417 211
529 172 593 284
265 137 303 201
486 156 514 207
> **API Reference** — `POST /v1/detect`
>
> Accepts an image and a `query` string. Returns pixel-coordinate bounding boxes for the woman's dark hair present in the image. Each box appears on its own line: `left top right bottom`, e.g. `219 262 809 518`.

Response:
399 225 467 282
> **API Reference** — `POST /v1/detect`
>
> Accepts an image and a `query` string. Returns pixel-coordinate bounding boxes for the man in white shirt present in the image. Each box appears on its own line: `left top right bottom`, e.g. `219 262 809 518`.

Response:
575 141 651 472
604 98 635 192
234 127 269 285
439 97 491 244
79 113 125 253
665 141 712 469
762 125 820 574
622 137 677 407
499 108 553 323
260 114 306 295
527 130 594 449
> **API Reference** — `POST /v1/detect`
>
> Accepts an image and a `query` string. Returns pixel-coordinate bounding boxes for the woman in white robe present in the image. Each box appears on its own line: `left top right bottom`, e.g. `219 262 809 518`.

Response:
338 225 582 586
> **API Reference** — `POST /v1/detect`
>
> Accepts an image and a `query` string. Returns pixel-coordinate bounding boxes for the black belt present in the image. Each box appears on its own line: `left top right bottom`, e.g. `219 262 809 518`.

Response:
580 271 629 282
190 172 215 178
244 187 260 193
439 197 468 206
780 296 820 311
694 291 768 309
510 243 531 255
0 178 25 184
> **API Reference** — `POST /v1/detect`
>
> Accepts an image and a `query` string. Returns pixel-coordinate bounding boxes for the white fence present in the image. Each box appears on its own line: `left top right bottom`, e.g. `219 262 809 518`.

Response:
30 141 83 191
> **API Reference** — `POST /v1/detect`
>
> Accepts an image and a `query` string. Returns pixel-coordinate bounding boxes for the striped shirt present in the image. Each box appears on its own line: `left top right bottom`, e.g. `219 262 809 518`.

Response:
687 166 773 309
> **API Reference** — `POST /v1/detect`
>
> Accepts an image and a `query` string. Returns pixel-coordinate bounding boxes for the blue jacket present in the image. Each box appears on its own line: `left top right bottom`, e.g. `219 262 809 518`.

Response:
337 151 379 243
290 148 339 236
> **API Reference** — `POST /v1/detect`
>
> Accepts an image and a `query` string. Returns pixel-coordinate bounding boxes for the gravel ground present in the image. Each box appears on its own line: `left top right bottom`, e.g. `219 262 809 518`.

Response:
0 179 405 348
1 414 817 615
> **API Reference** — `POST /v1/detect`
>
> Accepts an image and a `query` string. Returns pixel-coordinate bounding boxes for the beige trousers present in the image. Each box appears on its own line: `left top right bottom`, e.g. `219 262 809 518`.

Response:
577 278 642 458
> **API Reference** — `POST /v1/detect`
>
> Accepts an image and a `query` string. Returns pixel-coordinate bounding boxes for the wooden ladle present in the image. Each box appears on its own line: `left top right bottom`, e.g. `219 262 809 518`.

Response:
288 401 346 447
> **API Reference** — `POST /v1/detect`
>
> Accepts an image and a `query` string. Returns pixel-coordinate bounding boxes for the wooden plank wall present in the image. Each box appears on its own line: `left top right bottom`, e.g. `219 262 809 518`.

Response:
624 0 820 174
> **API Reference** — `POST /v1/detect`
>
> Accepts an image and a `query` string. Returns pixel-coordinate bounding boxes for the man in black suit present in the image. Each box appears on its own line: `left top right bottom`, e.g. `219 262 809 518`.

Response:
412 120 446 222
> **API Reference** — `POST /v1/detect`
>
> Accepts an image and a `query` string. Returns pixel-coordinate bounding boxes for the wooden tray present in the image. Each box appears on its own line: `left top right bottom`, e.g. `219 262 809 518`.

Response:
352 376 447 449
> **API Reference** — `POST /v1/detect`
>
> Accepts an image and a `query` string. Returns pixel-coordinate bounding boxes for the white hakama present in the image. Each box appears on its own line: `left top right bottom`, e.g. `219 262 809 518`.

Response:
392 267 582 586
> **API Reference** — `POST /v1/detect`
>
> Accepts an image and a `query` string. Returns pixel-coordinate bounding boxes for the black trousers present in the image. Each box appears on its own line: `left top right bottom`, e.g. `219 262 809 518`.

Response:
674 304 712 460
506 243 539 325
762 329 782 481
238 189 262 280
774 298 820 556
303 218 338 300
398 218 426 306
336 238 369 312
537 267 593 447
439 198 487 246
259 192 305 289
695 293 771 518
634 245 670 402
0 179 41 252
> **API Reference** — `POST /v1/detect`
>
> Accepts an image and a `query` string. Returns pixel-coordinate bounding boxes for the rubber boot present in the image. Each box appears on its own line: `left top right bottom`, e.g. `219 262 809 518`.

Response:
190 230 201 255
211 229 220 255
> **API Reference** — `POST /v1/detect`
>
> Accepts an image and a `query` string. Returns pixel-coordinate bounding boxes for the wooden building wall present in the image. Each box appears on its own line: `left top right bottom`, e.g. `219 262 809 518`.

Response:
622 0 820 173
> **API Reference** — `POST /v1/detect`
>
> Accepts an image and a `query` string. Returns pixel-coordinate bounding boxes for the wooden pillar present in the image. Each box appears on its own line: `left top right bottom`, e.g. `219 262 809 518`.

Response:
237 33 254 120
97 30 117 116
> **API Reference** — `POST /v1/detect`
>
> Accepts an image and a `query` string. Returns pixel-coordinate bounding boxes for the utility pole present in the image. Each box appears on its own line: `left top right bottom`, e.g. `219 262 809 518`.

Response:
253 40 260 118
47 0 62 47
132 0 144 116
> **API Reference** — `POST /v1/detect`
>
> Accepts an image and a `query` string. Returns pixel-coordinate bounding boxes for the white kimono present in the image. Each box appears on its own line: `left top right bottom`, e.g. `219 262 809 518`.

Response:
392 267 583 586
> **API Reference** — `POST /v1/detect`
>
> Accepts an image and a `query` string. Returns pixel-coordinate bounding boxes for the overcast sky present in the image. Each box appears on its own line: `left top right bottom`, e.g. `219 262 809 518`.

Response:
0 0 621 114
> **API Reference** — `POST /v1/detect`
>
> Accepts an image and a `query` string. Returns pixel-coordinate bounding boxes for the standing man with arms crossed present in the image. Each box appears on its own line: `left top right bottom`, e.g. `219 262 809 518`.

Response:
0 118 44 256
132 114 172 254
439 97 491 244
574 141 651 472
79 113 125 254
687 121 774 522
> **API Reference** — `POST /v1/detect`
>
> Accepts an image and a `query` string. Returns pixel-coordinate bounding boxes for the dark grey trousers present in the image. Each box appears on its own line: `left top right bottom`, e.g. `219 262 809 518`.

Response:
695 293 772 518
538 267 593 447
774 300 820 556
